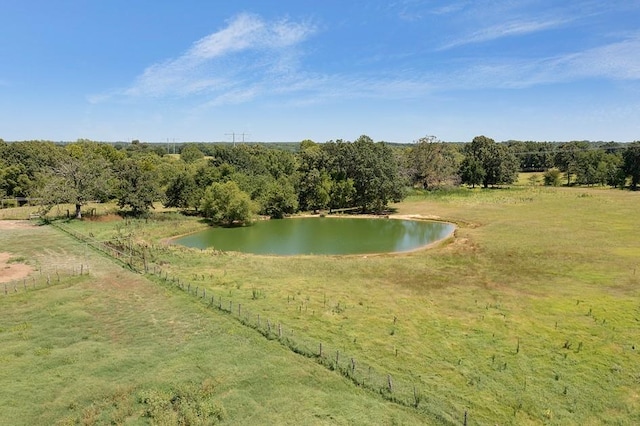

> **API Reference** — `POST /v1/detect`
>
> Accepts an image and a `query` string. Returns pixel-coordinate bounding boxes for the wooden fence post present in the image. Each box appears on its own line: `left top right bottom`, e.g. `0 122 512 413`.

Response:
238 303 242 317
319 342 323 357
335 350 339 368
278 323 282 338
387 375 393 393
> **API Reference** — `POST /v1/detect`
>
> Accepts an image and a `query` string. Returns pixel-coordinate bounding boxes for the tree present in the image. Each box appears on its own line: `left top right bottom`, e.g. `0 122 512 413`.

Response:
349 135 404 212
164 169 198 210
39 152 112 218
297 168 331 211
260 176 298 219
622 141 640 190
115 158 162 216
459 157 485 188
543 169 562 186
201 181 255 225
460 136 518 188
297 141 331 211
180 144 205 163
408 136 460 189
555 141 589 185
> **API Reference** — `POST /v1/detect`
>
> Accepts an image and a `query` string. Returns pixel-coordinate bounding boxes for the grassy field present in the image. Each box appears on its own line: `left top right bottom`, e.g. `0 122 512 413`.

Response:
0 223 427 425
2 181 640 424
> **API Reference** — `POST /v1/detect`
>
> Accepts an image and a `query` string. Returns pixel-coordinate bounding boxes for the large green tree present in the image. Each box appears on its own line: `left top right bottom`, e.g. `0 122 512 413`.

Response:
460 136 518 188
201 181 255 226
555 141 590 185
259 176 298 219
349 135 405 212
164 169 199 210
622 141 640 190
407 136 460 189
115 158 162 216
39 150 112 218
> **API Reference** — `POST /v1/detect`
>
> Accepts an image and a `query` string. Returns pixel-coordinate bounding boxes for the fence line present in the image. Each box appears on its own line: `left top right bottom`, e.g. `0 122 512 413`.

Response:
145 266 461 424
1 265 87 296
49 221 466 424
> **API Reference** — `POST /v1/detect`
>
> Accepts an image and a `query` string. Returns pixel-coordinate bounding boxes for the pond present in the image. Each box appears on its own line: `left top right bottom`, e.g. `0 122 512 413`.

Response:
172 217 454 255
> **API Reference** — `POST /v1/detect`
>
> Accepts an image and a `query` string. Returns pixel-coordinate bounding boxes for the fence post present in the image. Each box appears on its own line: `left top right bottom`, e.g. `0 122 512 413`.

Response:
319 342 323 357
387 375 393 393
464 410 468 426
238 303 242 317
229 300 232 312
336 350 339 369
4 283 6 295
351 357 356 374
278 323 282 338
257 314 261 328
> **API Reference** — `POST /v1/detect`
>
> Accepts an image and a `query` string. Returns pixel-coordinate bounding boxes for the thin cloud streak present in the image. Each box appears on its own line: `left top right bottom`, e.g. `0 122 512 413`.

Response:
438 18 571 51
101 13 316 100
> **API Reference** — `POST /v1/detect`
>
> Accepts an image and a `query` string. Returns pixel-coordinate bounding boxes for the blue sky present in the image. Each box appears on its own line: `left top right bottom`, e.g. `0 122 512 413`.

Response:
1 1 639 143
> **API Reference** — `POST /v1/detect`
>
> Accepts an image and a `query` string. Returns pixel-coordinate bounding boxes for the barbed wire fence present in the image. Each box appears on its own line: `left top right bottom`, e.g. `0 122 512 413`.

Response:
48 221 468 425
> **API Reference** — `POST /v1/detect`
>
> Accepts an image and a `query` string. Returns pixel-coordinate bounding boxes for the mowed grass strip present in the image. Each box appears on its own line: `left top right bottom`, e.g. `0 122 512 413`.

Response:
0 224 429 425
60 185 640 424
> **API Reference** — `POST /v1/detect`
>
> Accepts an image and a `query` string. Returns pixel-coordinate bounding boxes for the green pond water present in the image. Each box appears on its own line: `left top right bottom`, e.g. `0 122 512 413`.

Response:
173 217 454 255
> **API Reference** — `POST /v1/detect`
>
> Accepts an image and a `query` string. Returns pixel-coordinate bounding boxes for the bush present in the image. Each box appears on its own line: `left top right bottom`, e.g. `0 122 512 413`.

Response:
543 169 562 186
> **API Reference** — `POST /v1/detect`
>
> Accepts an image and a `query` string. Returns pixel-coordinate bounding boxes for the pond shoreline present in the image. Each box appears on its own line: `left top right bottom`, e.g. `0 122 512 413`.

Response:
165 214 456 257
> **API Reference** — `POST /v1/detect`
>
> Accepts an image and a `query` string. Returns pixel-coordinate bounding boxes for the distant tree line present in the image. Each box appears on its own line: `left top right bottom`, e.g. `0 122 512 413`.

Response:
1 136 639 224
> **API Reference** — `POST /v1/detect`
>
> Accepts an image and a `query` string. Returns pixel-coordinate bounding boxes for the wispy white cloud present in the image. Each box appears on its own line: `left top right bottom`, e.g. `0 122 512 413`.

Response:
95 13 316 102
438 17 571 50
435 33 640 90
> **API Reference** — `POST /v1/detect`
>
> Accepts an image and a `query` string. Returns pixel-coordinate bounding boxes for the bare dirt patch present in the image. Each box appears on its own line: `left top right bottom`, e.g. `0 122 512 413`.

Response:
0 220 37 230
0 252 33 283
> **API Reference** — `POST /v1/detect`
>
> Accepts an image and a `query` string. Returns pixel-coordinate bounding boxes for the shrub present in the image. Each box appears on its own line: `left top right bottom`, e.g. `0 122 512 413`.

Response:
543 169 562 186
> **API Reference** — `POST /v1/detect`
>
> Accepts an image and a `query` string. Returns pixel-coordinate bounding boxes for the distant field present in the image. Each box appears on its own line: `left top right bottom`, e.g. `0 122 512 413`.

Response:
2 183 639 424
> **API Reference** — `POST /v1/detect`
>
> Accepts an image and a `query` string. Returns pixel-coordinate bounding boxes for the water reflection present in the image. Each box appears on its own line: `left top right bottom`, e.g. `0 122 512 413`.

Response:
173 218 454 255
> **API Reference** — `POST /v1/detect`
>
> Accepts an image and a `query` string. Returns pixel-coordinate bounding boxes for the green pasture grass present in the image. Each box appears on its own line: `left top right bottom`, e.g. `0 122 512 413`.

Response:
0 224 428 425
0 201 179 221
58 185 640 424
